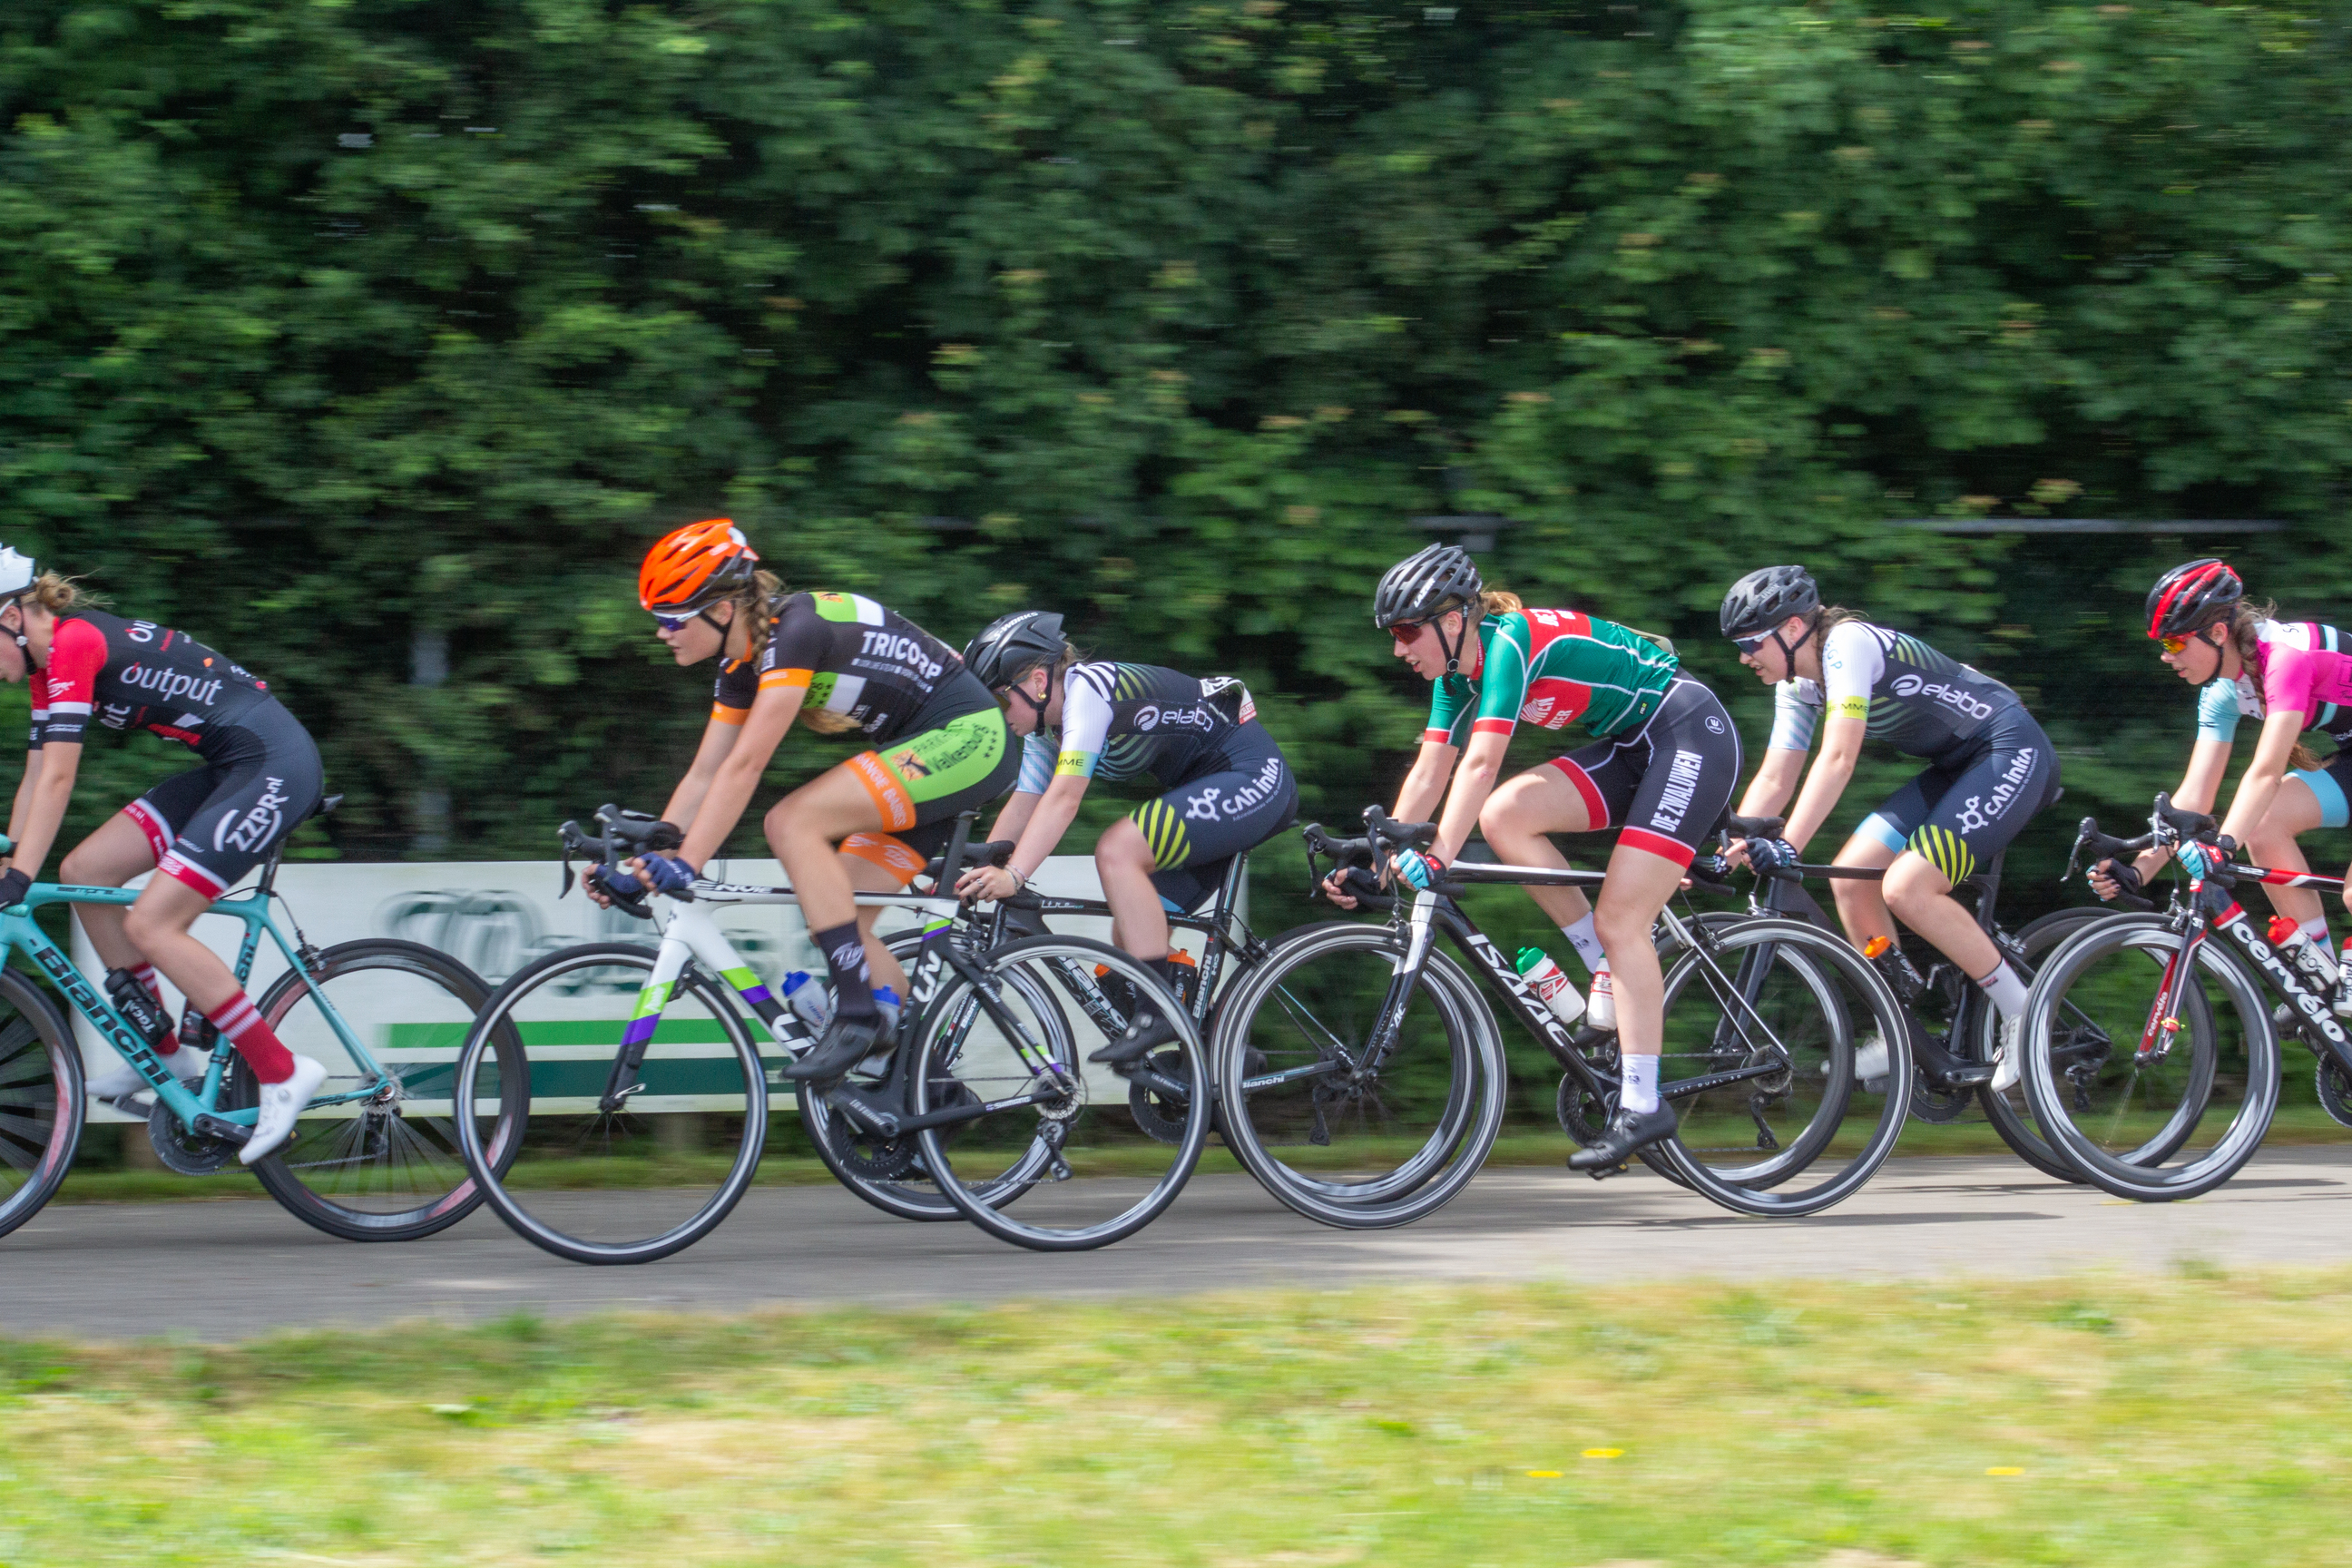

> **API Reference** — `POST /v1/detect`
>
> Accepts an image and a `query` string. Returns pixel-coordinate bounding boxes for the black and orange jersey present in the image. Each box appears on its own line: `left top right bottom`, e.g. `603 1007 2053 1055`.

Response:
31 610 277 759
711 592 965 745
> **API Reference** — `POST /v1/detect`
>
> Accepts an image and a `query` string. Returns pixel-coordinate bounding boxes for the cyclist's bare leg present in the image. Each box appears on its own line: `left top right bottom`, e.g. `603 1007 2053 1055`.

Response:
1881 850 1998 980
1592 843 1687 1060
56 812 159 971
2245 776 2325 929
1828 835 1901 950
119 876 245 1014
1479 768 1597 929
1096 818 1169 961
763 767 886 936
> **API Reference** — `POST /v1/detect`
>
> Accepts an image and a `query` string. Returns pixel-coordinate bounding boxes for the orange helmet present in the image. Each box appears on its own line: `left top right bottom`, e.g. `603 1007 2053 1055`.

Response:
639 519 760 615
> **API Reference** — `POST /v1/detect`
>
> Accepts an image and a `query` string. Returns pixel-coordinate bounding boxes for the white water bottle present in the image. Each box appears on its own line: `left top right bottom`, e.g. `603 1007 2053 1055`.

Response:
1585 969 1616 1032
1514 947 1587 1026
2267 917 2339 990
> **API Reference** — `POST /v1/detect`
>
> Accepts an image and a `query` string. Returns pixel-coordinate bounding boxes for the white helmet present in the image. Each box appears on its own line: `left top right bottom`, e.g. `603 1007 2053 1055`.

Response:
0 547 34 602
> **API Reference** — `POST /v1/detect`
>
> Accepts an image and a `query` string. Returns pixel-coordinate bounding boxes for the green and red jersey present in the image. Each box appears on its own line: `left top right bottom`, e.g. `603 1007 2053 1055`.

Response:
1423 608 1680 747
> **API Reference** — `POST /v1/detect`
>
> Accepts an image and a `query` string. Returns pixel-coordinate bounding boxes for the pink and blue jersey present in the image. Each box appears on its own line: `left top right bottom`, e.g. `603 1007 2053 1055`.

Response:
2196 621 2352 745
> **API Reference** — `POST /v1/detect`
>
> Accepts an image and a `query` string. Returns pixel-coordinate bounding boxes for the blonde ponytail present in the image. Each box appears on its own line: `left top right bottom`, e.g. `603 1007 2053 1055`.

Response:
25 573 94 614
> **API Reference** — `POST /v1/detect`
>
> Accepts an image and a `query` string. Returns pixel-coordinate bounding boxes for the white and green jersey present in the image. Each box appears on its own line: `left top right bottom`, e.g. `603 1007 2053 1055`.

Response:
1769 621 2021 764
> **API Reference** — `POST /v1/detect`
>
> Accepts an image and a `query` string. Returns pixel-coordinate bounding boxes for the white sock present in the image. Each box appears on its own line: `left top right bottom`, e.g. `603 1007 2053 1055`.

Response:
2301 916 2334 958
1621 1054 1661 1114
1562 915 1606 977
1975 958 2029 1022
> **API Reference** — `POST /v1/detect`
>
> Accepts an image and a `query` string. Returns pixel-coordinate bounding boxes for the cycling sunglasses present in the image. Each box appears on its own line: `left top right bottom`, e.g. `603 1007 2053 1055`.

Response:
2157 626 2220 656
652 606 725 634
1730 631 1776 655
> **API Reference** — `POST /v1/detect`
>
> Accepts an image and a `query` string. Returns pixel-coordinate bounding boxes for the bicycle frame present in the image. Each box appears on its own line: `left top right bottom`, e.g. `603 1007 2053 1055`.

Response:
2145 866 2352 1073
1386 863 1800 1108
617 879 1084 1138
8 879 373 1135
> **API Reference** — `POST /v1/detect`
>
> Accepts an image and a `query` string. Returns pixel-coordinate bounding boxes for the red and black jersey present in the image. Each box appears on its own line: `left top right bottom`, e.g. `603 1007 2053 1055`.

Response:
31 610 276 758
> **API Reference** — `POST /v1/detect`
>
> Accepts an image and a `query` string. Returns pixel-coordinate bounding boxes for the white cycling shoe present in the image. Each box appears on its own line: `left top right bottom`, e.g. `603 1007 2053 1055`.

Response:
240 1055 328 1166
85 1049 206 1103
1847 1032 1890 1094
1991 1014 2024 1093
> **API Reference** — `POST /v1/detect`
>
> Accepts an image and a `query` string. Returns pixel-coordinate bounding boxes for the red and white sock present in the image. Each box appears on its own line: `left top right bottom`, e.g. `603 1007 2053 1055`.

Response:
204 992 293 1083
129 963 163 1011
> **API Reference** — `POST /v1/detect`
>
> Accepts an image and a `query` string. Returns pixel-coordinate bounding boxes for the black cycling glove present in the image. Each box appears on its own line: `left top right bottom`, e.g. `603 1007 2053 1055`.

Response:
2099 859 2142 902
0 869 30 909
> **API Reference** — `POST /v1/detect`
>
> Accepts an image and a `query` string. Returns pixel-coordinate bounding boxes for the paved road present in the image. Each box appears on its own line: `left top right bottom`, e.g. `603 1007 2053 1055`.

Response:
11 1149 2352 1340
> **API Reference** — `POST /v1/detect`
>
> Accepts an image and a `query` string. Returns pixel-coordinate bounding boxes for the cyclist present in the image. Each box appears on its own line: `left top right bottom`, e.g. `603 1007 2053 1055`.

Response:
0 547 328 1161
1720 565 2061 1093
953 611 1297 1063
598 520 1018 1083
1336 544 1742 1171
2090 559 2352 1012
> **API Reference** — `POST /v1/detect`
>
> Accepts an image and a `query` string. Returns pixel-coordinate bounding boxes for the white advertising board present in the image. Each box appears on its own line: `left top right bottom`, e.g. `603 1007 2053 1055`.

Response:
66 853 1210 1120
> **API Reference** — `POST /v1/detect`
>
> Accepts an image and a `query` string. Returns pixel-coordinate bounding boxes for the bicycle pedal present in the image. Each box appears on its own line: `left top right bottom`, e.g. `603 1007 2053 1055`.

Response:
1047 1154 1074 1182
1308 1106 1330 1147
1582 1158 1632 1182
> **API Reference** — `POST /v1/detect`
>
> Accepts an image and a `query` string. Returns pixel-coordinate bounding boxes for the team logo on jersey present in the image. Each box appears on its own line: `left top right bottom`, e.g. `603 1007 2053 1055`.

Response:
1522 697 1556 726
214 777 291 855
1889 672 1994 720
1705 714 1726 734
119 662 225 709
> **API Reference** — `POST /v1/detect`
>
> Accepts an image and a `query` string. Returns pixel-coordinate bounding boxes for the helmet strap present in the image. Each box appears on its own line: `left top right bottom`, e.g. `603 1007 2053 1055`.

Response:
1009 666 1054 732
1436 608 1469 677
1769 616 1815 678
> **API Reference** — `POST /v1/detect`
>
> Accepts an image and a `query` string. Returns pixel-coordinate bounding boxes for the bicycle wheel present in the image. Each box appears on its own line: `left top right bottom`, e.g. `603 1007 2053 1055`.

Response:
1652 916 1912 1215
229 939 516 1242
800 926 973 1222
2020 912 2277 1201
1211 920 1505 1230
914 936 1209 1250
452 941 767 1264
0 972 80 1242
1966 907 2133 1183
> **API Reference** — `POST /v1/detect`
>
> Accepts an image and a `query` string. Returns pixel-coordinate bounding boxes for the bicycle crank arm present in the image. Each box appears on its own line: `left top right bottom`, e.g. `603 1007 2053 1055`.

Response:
1659 1060 1792 1102
830 1080 1071 1140
190 1112 252 1144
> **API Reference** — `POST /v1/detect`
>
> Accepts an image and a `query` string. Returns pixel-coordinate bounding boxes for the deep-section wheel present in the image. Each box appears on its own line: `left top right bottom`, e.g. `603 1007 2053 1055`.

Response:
2019 913 2276 1201
915 936 1208 1250
452 942 767 1263
0 972 80 1242
232 939 513 1241
1651 916 1912 1215
1210 920 1504 1230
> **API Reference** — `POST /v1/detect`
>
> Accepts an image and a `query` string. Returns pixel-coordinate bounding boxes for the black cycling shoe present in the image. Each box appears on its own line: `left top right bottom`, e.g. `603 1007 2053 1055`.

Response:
1915 1037 1997 1091
783 1013 884 1083
1090 1005 1180 1069
1566 1103 1679 1176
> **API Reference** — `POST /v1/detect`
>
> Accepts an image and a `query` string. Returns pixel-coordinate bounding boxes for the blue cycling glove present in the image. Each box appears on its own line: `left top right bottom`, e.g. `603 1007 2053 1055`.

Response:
637 854 700 896
2176 836 2234 880
1392 848 1442 891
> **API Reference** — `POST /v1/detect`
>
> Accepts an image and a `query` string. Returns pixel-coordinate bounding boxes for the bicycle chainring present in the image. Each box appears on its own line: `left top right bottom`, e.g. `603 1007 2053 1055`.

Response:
146 1098 238 1176
1556 1073 1615 1145
2318 1055 2352 1130
1127 1050 1192 1145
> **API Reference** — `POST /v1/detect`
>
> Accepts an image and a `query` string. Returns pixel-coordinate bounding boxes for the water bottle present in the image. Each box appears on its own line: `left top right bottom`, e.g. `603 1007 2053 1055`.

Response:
2267 916 2339 990
779 972 900 1035
1514 947 1587 1026
1861 936 1929 1004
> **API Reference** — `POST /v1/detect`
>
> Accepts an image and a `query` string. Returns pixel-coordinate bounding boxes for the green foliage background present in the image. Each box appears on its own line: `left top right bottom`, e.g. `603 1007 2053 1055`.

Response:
1 0 2344 960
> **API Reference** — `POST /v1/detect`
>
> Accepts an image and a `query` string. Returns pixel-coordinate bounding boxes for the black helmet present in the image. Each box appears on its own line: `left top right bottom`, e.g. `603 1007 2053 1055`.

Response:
963 610 1069 689
1374 544 1483 630
2145 558 2242 641
1720 565 1820 640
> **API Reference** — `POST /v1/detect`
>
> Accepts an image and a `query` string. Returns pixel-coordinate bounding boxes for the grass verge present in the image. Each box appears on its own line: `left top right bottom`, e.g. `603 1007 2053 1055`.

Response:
3 1269 2347 1564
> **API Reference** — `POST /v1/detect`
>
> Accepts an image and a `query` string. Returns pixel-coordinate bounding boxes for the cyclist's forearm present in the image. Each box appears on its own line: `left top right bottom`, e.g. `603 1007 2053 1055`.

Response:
1434 736 1507 864
677 754 763 869
1392 742 1453 827
8 752 76 881
985 790 1043 846
3 749 41 861
1010 781 1086 879
1735 749 1806 822
1782 746 1857 855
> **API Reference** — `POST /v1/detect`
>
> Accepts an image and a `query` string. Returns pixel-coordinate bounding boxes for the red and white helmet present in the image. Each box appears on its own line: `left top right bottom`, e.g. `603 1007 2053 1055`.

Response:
2145 558 2242 641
